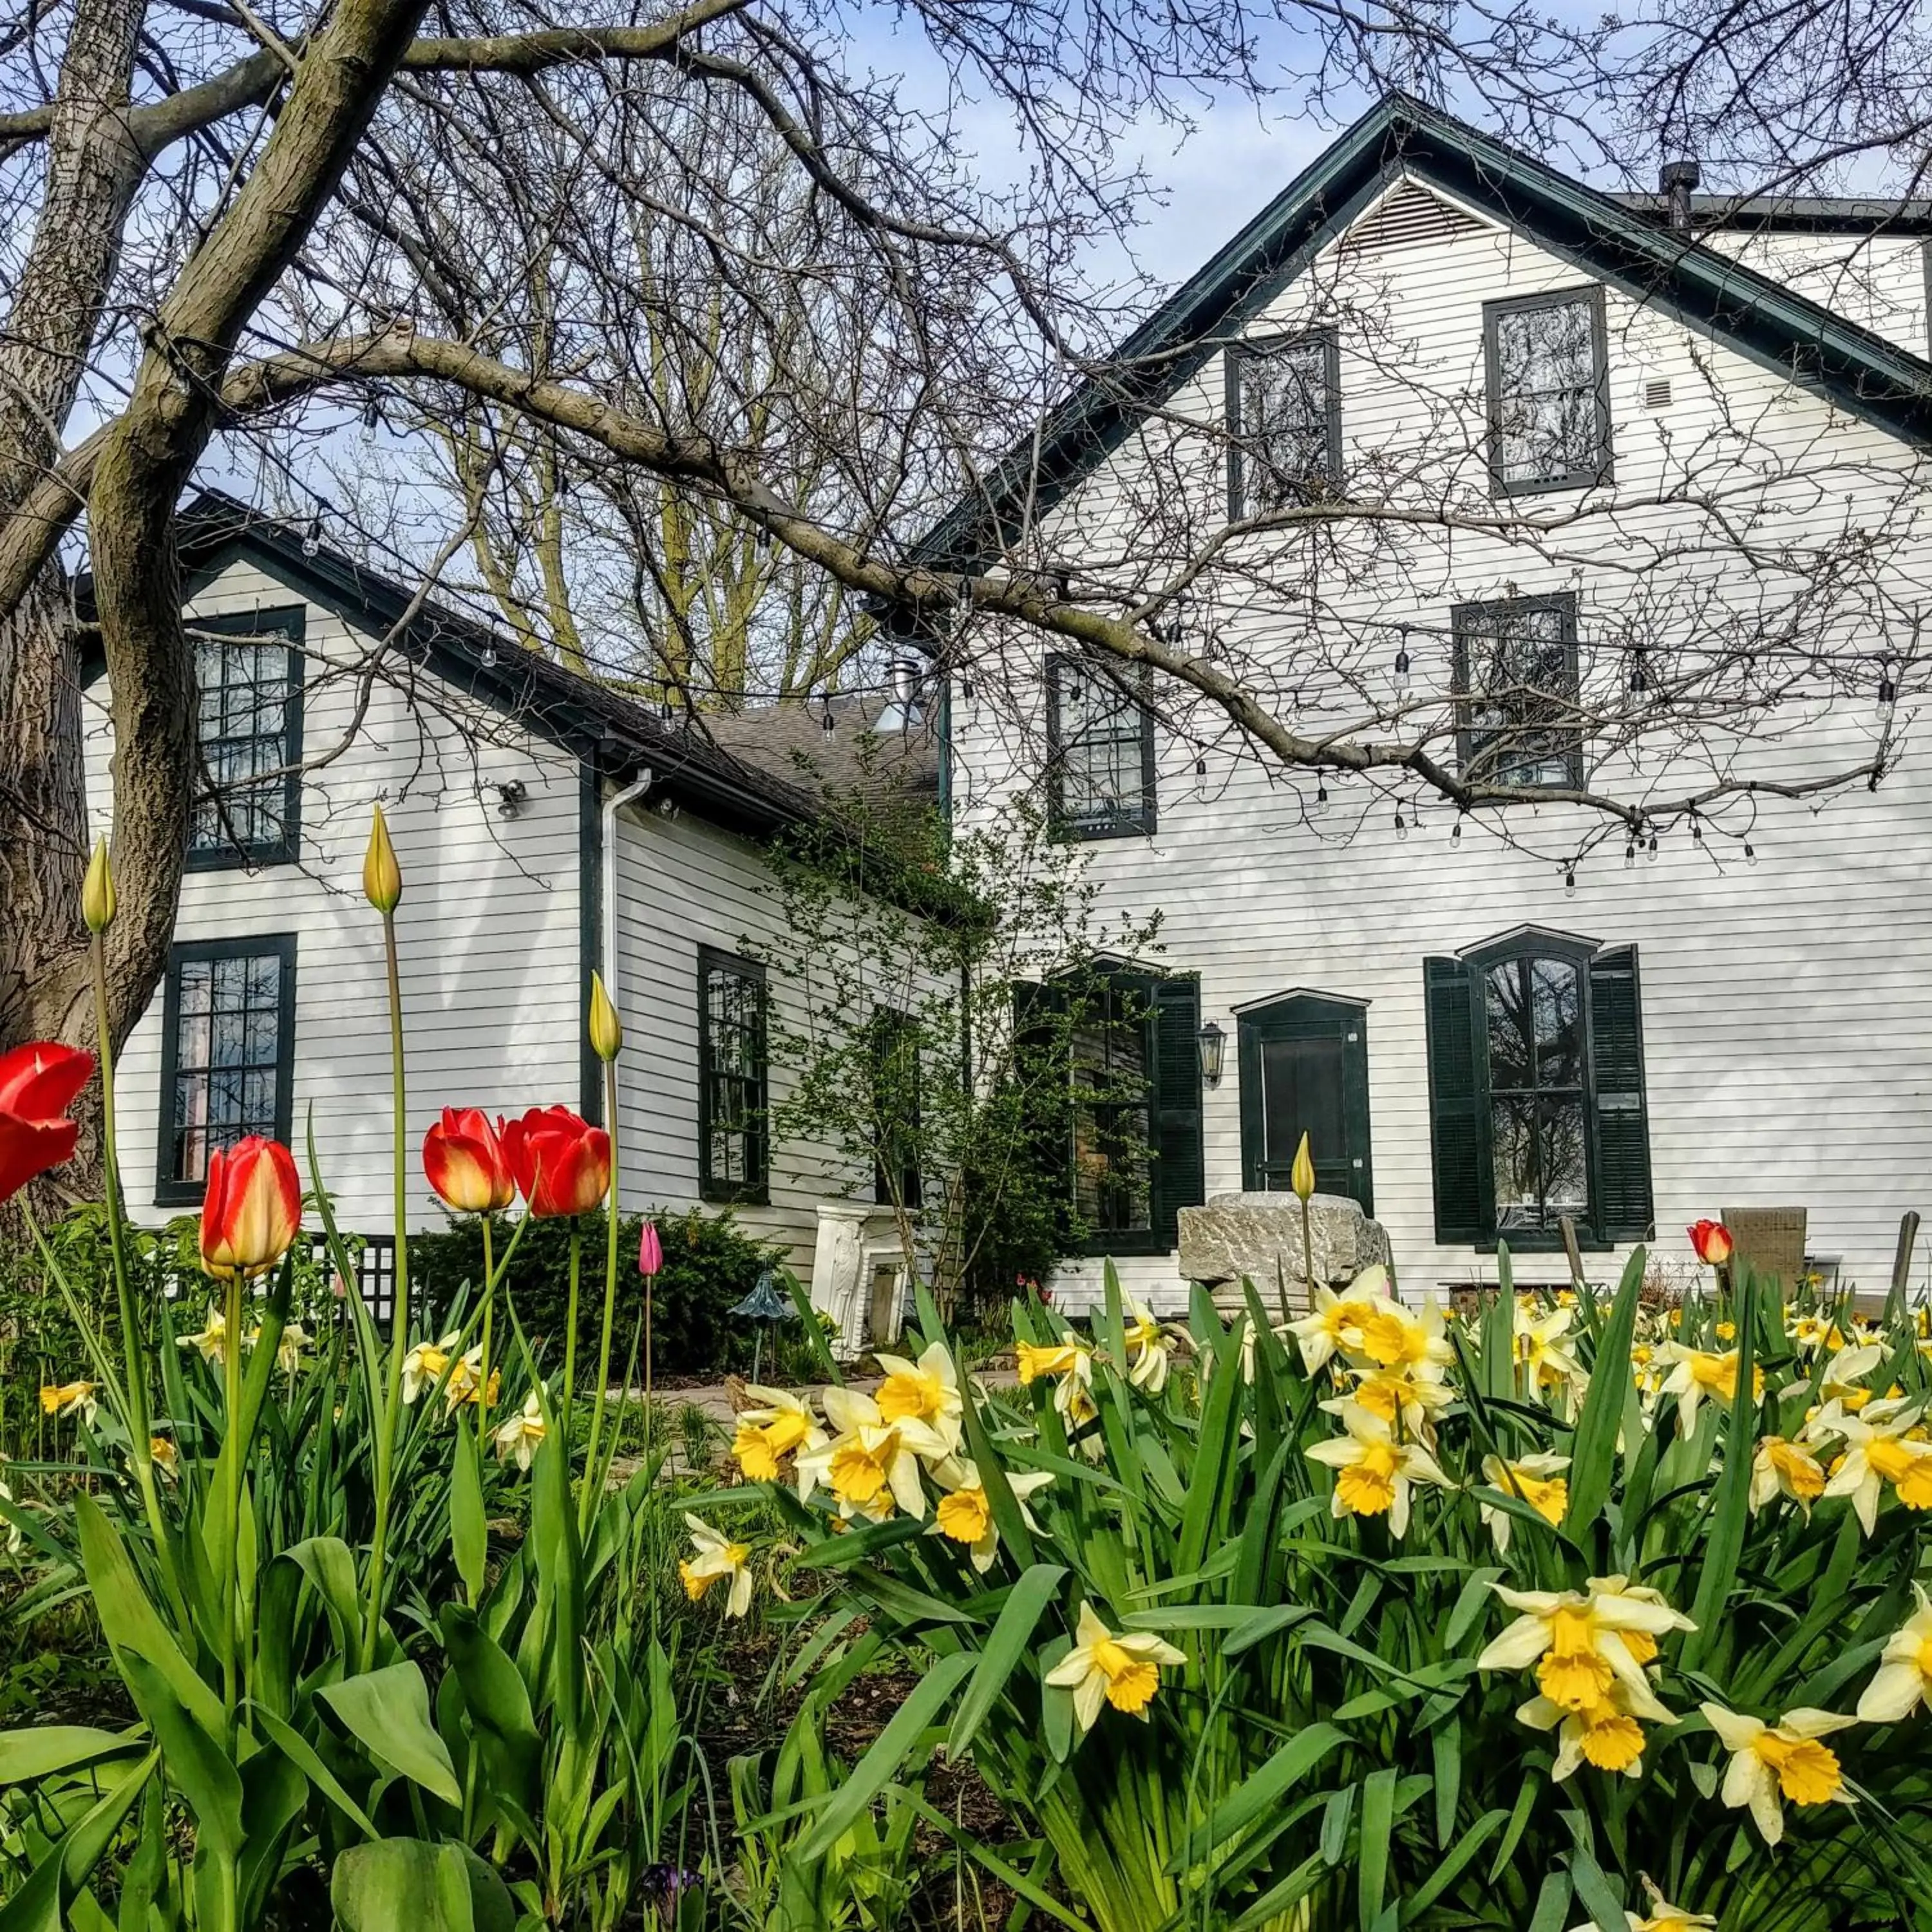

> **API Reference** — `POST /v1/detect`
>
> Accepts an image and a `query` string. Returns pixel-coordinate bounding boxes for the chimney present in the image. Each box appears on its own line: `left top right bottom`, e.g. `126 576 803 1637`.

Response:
1660 159 1701 236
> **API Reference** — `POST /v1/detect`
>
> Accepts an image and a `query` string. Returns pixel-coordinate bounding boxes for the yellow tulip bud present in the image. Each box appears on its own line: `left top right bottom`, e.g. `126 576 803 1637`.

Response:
1290 1130 1316 1203
588 970 623 1061
362 804 402 914
82 837 116 934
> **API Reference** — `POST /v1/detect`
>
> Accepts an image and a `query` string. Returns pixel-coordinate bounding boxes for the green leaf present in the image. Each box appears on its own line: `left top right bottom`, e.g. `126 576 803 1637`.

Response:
1182 1723 1348 1866
71 1492 223 1738
320 1663 463 1808
0 1749 156 1932
1561 1247 1646 1539
1358 1767 1397 1932
1321 1785 1355 1866
451 1425 486 1604
1526 1869 1575 1932
0 1727 141 1785
795 1651 974 1860
1683 1273 1761 1672
1566 1844 1628 1932
439 1606 542 1825
118 1655 243 1863
330 1841 515 1932
1223 1604 1316 1656
249 1705 379 1839
947 1564 1067 1757
1432 1717 1462 1849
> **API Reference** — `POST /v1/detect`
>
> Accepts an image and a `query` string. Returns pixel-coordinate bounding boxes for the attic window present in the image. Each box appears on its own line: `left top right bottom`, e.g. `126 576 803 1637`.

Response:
1484 287 1613 495
1226 328 1342 518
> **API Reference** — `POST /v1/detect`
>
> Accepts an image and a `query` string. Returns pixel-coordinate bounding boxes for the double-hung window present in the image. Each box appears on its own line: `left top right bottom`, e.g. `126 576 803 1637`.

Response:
1226 328 1342 516
1423 930 1652 1249
1453 593 1584 790
1484 287 1611 494
1045 655 1156 839
699 947 768 1204
187 608 304 868
156 936 296 1204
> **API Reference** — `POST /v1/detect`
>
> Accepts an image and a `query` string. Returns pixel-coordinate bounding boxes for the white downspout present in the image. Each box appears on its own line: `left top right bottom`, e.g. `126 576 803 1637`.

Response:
600 770 656 1133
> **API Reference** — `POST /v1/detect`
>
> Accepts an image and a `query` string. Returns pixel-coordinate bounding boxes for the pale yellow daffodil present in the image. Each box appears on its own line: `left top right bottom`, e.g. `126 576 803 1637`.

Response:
1352 1294 1454 1376
148 1436 180 1480
1656 1343 1763 1432
1337 1363 1454 1439
176 1307 230 1366
926 1457 1053 1572
443 1354 501 1412
402 1331 462 1405
493 1390 547 1470
1479 1452 1571 1554
1700 1701 1856 1844
1513 1303 1587 1410
1286 1266 1392 1372
1122 1300 1170 1393
39 1379 97 1424
1304 1401 1452 1537
1857 1583 1932 1723
1749 1435 1826 1516
678 1513 753 1617
1016 1338 1097 1428
732 1385 828 1492
795 1384 950 1521
1822 1400 1932 1532
1043 1602 1185 1732
1477 1578 1690 1717
1519 1680 1653 1780
1568 1880 1718 1932
872 1341 963 1451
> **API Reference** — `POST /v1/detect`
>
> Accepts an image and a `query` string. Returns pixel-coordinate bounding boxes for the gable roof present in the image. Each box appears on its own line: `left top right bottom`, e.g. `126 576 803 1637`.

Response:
909 92 1932 574
84 489 926 840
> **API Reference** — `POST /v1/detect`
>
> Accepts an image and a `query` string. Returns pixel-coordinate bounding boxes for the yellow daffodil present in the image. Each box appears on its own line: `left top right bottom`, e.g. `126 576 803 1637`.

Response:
1329 1364 1452 1440
795 1385 949 1522
1353 1294 1454 1376
258 1320 310 1378
39 1379 97 1424
872 1341 963 1450
493 1390 547 1470
1656 1343 1763 1432
926 1457 1053 1572
0 1473 19 1555
1518 1680 1654 1780
402 1332 462 1404
1568 1880 1718 1931
1817 1341 1884 1409
1477 1578 1690 1716
1749 1435 1826 1515
1043 1602 1186 1732
1789 1314 1849 1356
148 1436 179 1479
1016 1338 1097 1428
443 1354 501 1412
1700 1701 1856 1844
678 1513 753 1617
1857 1583 1932 1723
1287 1266 1392 1372
1304 1401 1452 1537
177 1307 230 1366
1123 1300 1170 1393
1513 1303 1587 1410
732 1385 827 1491
1822 1400 1932 1533
1479 1452 1571 1553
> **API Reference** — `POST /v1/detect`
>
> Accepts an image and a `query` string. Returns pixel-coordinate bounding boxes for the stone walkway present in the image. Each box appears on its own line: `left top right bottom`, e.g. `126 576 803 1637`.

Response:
605 1366 1018 1427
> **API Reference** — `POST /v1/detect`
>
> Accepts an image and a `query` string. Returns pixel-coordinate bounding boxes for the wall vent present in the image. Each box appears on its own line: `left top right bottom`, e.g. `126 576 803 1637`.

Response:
1337 179 1488 254
1643 376 1674 410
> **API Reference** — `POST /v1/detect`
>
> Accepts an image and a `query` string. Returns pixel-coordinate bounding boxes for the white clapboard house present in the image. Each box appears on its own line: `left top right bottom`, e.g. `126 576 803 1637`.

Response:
927 94 1932 1308
82 491 941 1307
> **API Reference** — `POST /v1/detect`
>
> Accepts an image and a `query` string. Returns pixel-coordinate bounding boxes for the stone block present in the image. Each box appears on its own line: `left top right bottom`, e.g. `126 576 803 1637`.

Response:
1177 1192 1392 1316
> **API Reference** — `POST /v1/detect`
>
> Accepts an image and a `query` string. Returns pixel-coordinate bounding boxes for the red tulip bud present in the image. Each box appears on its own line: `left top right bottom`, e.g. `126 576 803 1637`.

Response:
0 1041 94 1206
1688 1218 1734 1267
502 1106 611 1218
200 1137 303 1280
424 1107 515 1213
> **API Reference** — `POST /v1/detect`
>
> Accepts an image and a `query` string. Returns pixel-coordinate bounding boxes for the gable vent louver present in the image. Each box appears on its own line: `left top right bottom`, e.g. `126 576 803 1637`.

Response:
1643 377 1673 410
1337 180 1488 254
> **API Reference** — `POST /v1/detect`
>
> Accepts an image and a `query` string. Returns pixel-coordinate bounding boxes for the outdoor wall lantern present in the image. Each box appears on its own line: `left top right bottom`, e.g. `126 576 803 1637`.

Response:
1197 1020 1226 1086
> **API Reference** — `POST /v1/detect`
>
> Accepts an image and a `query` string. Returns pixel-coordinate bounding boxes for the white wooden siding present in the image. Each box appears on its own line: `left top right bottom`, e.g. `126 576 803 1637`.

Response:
951 172 1932 1310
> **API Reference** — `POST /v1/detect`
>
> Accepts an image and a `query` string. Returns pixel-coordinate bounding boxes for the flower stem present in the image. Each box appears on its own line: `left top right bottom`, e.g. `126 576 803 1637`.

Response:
477 1216 496 1440
363 906 409 1669
580 1061 621 1528
563 1220 582 1443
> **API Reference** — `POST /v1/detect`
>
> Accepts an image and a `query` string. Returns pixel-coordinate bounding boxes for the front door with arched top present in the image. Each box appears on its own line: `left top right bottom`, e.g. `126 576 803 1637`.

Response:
1236 994 1373 1213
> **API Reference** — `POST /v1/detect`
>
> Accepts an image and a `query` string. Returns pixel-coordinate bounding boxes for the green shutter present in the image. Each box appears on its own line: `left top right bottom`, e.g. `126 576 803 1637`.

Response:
1588 945 1653 1240
1150 976 1205 1249
1423 956 1487 1244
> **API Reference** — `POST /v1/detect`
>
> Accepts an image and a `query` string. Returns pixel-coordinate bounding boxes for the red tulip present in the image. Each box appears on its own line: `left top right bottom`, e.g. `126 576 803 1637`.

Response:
200 1136 303 1280
1689 1218 1734 1268
0 1041 95 1206
639 1218 663 1277
502 1106 611 1218
423 1107 515 1213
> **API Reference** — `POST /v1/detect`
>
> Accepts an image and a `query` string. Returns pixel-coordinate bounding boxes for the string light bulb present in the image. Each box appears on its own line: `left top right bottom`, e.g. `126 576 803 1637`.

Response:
1393 806 1408 839
361 393 381 443
1393 634 1413 701
1745 841 1758 866
1647 831 1660 862
1564 864 1577 897
1624 837 1636 869
1450 816 1463 848
301 512 322 558
1877 668 1899 722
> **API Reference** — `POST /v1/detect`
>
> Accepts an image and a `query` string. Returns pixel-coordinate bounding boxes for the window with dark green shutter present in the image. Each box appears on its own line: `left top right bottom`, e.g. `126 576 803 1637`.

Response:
1423 931 1652 1249
1023 969 1204 1256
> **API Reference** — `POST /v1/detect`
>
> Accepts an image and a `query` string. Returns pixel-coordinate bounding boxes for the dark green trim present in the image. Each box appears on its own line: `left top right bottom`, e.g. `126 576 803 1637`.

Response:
1044 654 1158 840
154 932 298 1206
906 91 1932 575
578 765 603 1125
1481 283 1612 497
181 605 306 872
696 944 770 1206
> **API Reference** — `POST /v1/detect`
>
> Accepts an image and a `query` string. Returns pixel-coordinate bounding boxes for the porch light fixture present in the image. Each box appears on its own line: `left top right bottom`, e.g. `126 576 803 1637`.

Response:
1197 1021 1226 1086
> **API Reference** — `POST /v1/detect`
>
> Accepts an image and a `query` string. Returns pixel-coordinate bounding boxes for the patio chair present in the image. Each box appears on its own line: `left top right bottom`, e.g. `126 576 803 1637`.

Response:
1719 1206 1808 1291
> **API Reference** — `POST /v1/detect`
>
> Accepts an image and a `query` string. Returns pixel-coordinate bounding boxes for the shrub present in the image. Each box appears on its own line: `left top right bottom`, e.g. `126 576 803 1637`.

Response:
413 1204 787 1382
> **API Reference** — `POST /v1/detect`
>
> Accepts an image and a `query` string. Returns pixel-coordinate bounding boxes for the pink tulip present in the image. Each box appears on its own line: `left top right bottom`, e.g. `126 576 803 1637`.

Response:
639 1219 663 1277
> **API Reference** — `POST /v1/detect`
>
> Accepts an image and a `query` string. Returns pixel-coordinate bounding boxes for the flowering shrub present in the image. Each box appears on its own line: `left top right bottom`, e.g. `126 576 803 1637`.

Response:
724 1256 1932 1929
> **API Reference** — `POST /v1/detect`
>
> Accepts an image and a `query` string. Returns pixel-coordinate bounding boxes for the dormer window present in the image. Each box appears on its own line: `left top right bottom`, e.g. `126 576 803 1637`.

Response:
1226 328 1341 518
1484 288 1611 494
187 608 305 869
1045 654 1157 839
